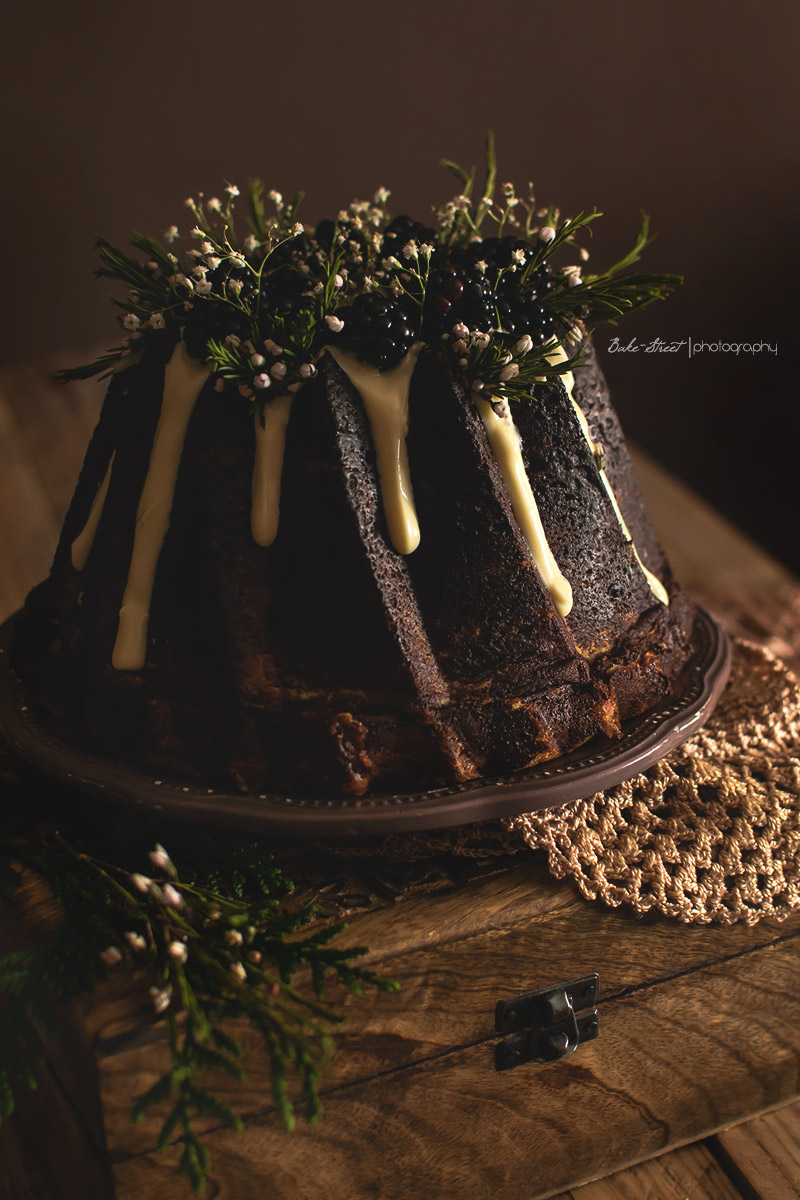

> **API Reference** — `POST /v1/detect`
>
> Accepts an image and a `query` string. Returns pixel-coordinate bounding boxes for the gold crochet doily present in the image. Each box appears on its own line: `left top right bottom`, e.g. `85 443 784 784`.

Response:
509 639 800 925
369 619 800 926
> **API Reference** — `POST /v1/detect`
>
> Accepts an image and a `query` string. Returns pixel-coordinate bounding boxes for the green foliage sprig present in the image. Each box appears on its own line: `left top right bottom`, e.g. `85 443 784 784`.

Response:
61 138 681 408
0 798 397 1196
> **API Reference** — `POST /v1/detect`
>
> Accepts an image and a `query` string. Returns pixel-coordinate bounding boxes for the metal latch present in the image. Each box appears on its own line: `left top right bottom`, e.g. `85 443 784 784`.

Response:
495 974 599 1071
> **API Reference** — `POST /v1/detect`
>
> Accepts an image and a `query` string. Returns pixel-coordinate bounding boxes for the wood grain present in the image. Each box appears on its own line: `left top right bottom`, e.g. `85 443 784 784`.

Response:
713 1099 800 1200
102 929 800 1198
553 1140 744 1199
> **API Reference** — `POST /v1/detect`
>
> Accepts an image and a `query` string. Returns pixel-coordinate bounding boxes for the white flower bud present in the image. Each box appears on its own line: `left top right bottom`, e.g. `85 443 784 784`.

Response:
270 362 287 379
168 941 188 962
131 873 152 892
161 883 183 908
251 353 265 367
515 334 533 355
538 226 556 243
124 931 147 952
149 844 172 870
299 363 316 379
150 985 172 1013
500 363 520 382
101 946 122 965
253 373 271 389
325 315 344 333
225 929 243 946
230 962 247 982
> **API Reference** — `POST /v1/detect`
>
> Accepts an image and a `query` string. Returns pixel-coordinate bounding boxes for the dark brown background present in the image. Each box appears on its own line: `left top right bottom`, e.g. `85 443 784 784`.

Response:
2 0 798 569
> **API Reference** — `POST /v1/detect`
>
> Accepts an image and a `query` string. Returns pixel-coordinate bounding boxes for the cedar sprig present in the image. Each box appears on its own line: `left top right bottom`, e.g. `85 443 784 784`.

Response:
0 818 397 1197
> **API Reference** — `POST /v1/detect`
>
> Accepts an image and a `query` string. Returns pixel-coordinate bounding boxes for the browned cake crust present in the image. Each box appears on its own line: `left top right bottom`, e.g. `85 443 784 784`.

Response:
11 342 695 797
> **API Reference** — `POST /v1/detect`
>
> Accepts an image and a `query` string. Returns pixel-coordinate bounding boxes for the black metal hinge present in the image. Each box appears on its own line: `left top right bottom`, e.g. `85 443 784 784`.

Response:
494 974 599 1071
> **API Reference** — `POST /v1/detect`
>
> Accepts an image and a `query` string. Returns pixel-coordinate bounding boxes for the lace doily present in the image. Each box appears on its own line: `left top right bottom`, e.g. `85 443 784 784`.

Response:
368 631 800 926
509 639 800 924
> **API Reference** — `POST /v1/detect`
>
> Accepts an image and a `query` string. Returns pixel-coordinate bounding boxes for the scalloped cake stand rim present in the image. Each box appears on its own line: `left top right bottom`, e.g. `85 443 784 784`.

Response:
0 607 731 838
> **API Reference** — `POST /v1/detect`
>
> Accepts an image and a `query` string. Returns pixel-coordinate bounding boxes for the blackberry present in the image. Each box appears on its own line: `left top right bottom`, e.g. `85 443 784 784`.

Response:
182 298 250 361
331 292 416 370
379 214 438 261
422 260 498 340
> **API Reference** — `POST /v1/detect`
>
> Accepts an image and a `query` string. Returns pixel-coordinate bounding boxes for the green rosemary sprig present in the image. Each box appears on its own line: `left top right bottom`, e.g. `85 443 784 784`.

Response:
59 142 680 409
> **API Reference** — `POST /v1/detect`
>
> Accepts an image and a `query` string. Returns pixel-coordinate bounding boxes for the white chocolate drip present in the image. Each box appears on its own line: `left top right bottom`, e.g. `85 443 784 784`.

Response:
251 394 294 546
112 345 210 670
547 345 669 607
329 345 422 554
477 397 573 618
71 451 115 570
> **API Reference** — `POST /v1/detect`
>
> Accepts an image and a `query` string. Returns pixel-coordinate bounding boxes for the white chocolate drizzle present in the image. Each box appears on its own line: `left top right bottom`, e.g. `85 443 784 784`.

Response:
112 345 210 670
251 393 294 546
477 397 573 617
547 345 669 607
328 345 422 554
71 451 115 570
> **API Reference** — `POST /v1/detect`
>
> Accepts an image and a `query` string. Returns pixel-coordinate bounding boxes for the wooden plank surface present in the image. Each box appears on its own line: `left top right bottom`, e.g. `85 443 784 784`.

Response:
553 1141 744 1200
2 361 800 1200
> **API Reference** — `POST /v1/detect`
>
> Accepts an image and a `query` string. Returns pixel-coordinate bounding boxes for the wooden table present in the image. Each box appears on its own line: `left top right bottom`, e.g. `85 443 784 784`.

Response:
1 362 800 1200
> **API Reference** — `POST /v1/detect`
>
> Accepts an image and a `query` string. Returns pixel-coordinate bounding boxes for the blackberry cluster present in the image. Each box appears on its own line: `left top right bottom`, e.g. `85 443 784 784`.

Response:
422 247 557 346
182 298 251 361
379 215 438 262
331 292 416 370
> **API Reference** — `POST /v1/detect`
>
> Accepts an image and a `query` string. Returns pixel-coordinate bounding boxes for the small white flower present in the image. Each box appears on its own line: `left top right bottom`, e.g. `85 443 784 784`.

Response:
268 190 283 206
471 331 491 348
122 313 141 331
402 240 418 260
208 196 222 213
299 363 316 379
251 353 265 367
500 363 520 382
225 184 240 198
201 240 215 255
293 222 304 236
271 362 287 379
168 941 188 963
229 252 247 270
453 322 470 340
225 929 244 946
190 226 206 240
244 234 258 253
150 985 172 1013
164 225 179 243
334 273 344 289
161 883 183 908
420 243 435 258
512 248 526 265
195 280 212 295
124 931 147 952
325 314 344 333
475 260 488 274
175 274 194 291
515 334 533 355
184 197 195 208
230 962 247 982
253 373 271 390
149 844 172 871
192 265 208 279
227 278 243 296
149 313 166 330
374 187 390 204
131 873 151 892
207 255 221 270
565 266 582 287
101 946 122 965
538 226 556 244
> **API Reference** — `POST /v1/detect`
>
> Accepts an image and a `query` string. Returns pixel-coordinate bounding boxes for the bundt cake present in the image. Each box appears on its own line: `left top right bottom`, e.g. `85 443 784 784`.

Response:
10 148 696 799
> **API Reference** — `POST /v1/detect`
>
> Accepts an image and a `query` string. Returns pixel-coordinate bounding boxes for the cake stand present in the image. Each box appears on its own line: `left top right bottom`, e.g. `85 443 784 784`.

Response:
0 607 731 837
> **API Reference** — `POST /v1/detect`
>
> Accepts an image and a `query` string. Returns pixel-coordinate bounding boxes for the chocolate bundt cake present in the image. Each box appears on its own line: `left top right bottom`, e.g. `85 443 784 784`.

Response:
11 151 695 798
